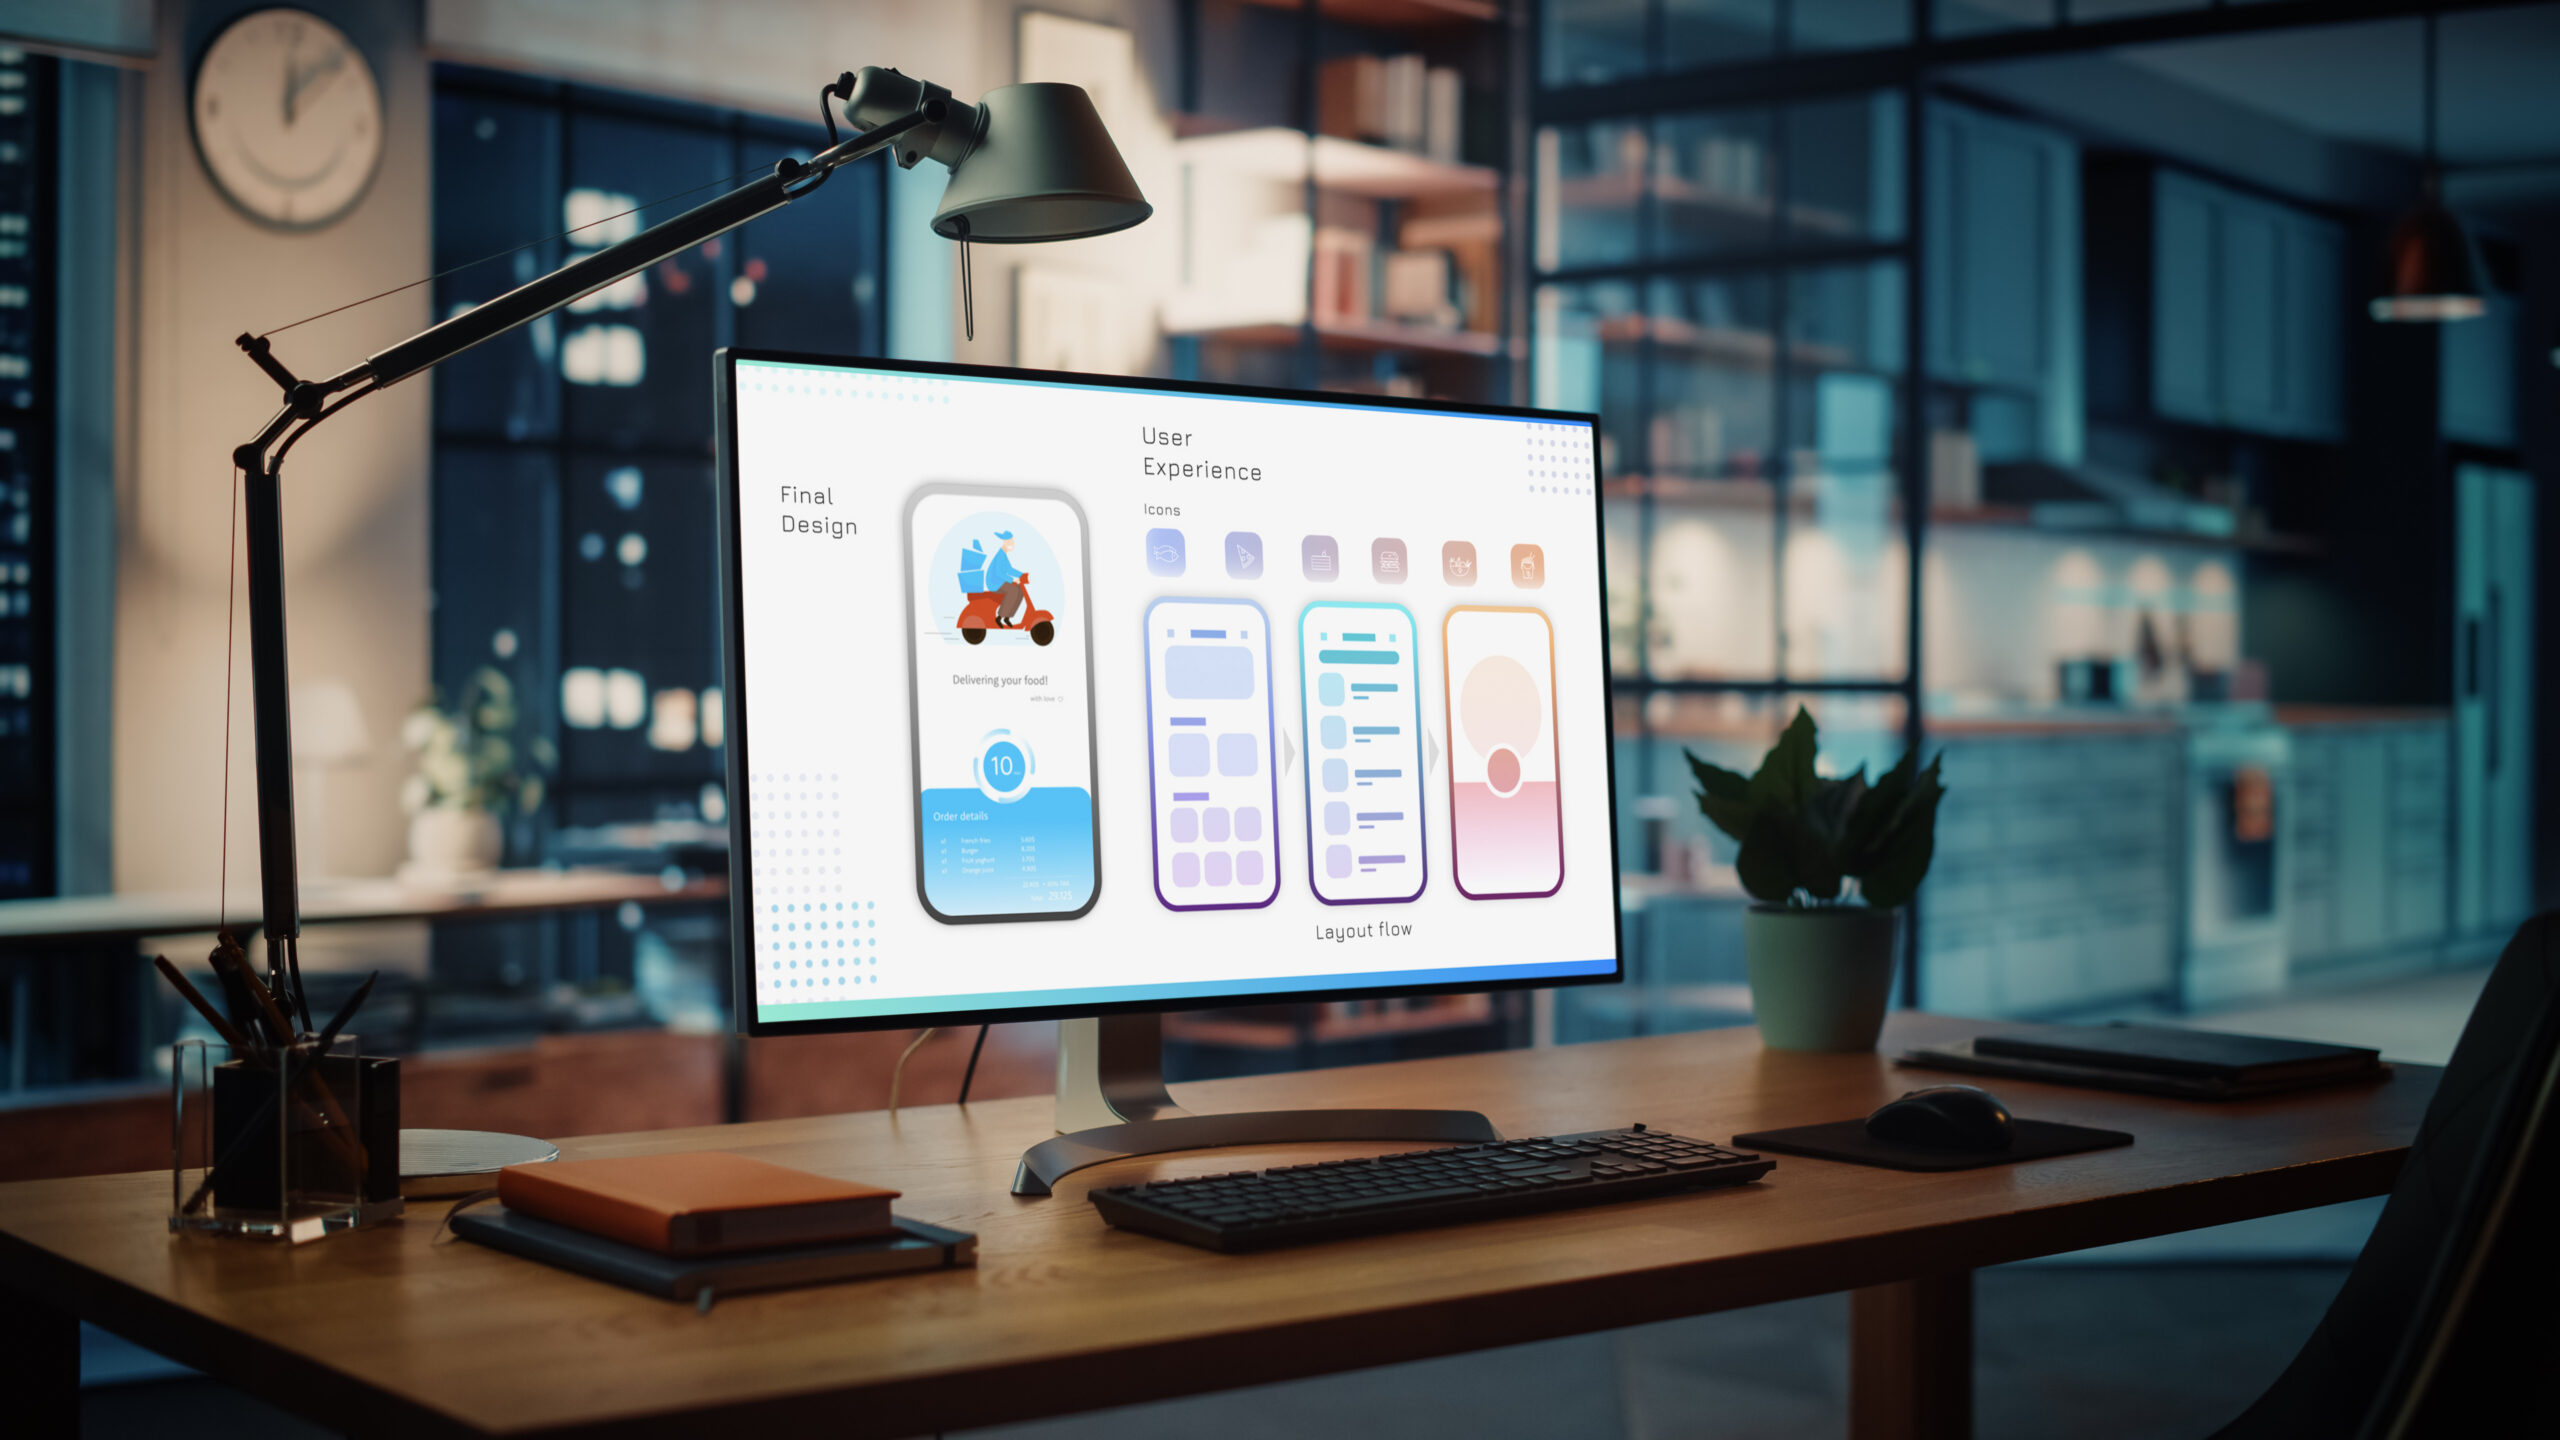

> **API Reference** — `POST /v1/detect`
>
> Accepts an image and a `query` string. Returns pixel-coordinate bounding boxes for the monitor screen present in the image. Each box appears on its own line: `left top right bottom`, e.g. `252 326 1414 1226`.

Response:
718 353 1617 1033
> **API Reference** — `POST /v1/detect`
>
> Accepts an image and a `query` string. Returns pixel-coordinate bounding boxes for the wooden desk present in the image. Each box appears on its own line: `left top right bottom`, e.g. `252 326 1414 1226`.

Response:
0 1015 2427 1440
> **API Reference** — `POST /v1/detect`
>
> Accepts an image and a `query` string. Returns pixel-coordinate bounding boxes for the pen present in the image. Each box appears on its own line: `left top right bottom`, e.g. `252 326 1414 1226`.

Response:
153 955 262 1058
210 937 299 1048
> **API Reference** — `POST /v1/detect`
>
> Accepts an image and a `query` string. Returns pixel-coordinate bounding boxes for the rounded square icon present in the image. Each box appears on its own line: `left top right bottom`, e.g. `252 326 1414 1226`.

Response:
1442 540 1478 586
1510 543 1545 589
1225 531 1263 580
1145 528 1185 577
1371 538 1408 584
1301 534 1339 581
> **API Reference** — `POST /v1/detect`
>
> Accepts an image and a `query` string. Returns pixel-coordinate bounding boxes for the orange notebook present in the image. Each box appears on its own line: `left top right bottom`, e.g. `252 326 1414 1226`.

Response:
496 1152 900 1257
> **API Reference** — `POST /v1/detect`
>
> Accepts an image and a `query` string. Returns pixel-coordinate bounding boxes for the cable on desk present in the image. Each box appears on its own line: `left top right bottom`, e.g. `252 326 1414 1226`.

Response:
888 1027 938 1117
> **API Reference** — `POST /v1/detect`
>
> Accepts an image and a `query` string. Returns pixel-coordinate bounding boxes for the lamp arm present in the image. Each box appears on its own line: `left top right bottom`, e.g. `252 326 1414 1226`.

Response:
221 101 930 992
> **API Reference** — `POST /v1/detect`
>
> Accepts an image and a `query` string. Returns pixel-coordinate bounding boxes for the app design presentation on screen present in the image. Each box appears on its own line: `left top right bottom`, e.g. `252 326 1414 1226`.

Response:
1301 602 1427 905
903 486 1100 922
726 358 1614 1023
1446 607 1564 899
1146 598 1280 910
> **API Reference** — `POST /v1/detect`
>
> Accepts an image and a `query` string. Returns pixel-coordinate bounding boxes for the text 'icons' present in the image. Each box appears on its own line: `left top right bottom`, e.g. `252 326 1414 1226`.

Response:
1145 528 1185 577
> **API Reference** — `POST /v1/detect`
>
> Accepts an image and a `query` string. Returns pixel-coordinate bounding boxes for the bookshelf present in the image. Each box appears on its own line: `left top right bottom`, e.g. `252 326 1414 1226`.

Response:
1170 0 1523 404
1236 0 1500 27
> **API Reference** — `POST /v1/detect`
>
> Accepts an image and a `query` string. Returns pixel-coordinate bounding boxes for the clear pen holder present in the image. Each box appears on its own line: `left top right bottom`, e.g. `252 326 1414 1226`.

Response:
171 1033 393 1242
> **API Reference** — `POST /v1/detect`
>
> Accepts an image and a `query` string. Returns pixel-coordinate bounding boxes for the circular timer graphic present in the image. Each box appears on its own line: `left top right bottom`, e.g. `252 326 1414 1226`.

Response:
1458 655 1543 798
975 731 1035 803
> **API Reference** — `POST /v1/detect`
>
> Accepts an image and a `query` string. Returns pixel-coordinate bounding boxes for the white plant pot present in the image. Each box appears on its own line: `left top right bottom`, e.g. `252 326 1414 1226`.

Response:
1744 905 1902 1053
403 807 502 880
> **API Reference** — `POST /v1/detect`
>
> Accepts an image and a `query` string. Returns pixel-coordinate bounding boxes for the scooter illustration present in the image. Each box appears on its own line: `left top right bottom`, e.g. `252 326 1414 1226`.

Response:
958 575 1056 646
954 532 1058 645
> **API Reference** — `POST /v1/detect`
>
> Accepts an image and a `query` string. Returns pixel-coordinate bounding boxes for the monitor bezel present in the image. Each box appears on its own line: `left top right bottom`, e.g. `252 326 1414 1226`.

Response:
716 347 1622 1039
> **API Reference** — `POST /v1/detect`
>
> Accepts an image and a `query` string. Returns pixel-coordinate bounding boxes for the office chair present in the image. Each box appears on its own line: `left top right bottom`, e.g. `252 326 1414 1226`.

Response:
2212 911 2560 1439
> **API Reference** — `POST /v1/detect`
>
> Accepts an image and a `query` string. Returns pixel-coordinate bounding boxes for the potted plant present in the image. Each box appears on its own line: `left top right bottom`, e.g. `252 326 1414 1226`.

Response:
1688 708 1945 1052
398 667 552 881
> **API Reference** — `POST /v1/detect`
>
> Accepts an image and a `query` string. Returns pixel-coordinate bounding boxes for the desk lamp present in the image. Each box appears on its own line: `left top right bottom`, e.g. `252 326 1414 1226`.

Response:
224 69 1149 1019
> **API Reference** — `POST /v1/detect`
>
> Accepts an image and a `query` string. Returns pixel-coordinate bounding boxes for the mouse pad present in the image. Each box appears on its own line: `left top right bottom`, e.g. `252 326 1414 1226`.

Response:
1730 1118 2134 1172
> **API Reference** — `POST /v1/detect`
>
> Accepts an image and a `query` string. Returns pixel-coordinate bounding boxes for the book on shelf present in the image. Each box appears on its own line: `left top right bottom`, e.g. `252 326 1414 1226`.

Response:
1381 249 1459 330
1318 53 1464 162
1425 67 1462 164
1312 225 1373 325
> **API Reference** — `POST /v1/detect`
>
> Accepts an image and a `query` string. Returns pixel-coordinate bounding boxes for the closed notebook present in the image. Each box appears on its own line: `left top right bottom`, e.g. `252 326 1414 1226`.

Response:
452 1206 972 1302
497 1152 899 1256
1972 1024 2381 1082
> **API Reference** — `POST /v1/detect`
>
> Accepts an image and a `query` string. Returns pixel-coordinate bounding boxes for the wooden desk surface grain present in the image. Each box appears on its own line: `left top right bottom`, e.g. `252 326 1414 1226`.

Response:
0 1015 2431 1440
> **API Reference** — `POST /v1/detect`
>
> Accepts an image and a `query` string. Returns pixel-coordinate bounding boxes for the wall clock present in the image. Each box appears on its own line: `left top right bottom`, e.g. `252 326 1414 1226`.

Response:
191 8 383 230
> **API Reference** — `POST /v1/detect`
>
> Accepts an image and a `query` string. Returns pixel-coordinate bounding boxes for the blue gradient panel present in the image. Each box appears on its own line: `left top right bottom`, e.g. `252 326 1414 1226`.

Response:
918 787 1096 916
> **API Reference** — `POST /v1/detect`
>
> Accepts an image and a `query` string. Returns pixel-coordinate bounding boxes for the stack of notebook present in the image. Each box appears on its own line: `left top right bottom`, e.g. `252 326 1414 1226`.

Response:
451 1151 974 1302
1901 1022 2389 1100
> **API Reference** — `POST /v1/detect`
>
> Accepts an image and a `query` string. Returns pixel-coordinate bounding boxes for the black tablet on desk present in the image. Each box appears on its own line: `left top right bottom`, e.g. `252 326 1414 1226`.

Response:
1902 1023 2388 1100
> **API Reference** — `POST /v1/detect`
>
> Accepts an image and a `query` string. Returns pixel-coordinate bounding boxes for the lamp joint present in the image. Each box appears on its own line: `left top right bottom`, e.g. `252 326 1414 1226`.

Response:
236 331 300 394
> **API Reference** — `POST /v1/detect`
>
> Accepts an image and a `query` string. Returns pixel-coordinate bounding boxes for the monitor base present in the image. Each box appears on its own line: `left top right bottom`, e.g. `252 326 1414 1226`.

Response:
1010 1014 1501 1196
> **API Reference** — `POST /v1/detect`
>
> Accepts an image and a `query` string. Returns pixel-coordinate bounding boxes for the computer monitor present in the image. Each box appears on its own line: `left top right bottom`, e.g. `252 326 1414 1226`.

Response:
715 351 1617 1189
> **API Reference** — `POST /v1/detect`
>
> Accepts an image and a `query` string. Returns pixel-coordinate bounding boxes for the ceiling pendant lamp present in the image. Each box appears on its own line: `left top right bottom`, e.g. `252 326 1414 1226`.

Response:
2371 11 2484 322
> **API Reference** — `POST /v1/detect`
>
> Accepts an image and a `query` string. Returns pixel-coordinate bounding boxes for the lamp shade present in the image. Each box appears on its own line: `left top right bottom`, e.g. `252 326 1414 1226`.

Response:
2370 199 2485 323
291 678 372 765
932 83 1151 244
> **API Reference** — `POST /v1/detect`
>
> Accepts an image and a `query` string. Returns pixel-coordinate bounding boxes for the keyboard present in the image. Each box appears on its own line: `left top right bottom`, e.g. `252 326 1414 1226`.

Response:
1088 1125 1773 1252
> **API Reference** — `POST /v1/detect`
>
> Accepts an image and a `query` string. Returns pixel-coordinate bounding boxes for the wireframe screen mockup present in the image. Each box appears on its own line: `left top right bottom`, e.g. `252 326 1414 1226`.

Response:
718 353 1616 1032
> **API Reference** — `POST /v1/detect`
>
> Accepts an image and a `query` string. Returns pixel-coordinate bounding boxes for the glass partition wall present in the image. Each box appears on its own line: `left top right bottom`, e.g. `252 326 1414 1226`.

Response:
1538 3 1927 1035
430 66 888 848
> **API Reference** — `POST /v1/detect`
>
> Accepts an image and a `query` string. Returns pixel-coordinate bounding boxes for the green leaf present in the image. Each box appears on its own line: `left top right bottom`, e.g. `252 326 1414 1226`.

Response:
1856 755 1946 908
1686 749 1759 843
1747 707 1822 811
1685 748 1751 802
1804 768 1868 855
1698 792 1759 845
1840 747 1918 870
1738 805 1844 904
1732 811 1799 903
1788 807 1846 901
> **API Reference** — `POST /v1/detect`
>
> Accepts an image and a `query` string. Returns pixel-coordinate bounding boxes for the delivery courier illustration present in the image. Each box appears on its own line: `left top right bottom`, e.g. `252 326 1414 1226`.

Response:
954 529 1058 646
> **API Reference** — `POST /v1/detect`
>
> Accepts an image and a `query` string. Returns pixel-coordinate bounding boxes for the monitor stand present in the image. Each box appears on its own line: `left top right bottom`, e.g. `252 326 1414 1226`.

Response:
1009 1013 1503 1195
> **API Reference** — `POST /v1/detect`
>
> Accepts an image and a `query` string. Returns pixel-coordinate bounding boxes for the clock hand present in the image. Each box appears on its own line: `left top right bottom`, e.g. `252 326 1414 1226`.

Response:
284 46 347 127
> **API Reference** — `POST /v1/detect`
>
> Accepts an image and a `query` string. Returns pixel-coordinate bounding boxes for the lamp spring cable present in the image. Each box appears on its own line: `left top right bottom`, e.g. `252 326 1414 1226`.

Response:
252 162 770 341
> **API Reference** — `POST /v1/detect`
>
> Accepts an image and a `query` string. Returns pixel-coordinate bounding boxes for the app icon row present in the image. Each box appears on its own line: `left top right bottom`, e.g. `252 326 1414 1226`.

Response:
1145 528 1544 590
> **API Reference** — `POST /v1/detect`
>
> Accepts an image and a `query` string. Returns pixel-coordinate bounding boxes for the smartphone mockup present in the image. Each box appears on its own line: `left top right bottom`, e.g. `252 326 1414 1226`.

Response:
1443 606 1562 899
1300 601 1428 904
902 485 1100 922
1144 598 1281 909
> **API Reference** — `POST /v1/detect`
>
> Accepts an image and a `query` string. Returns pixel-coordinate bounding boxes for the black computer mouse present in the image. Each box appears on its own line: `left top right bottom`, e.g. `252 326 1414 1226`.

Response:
1865 1085 2016 1152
